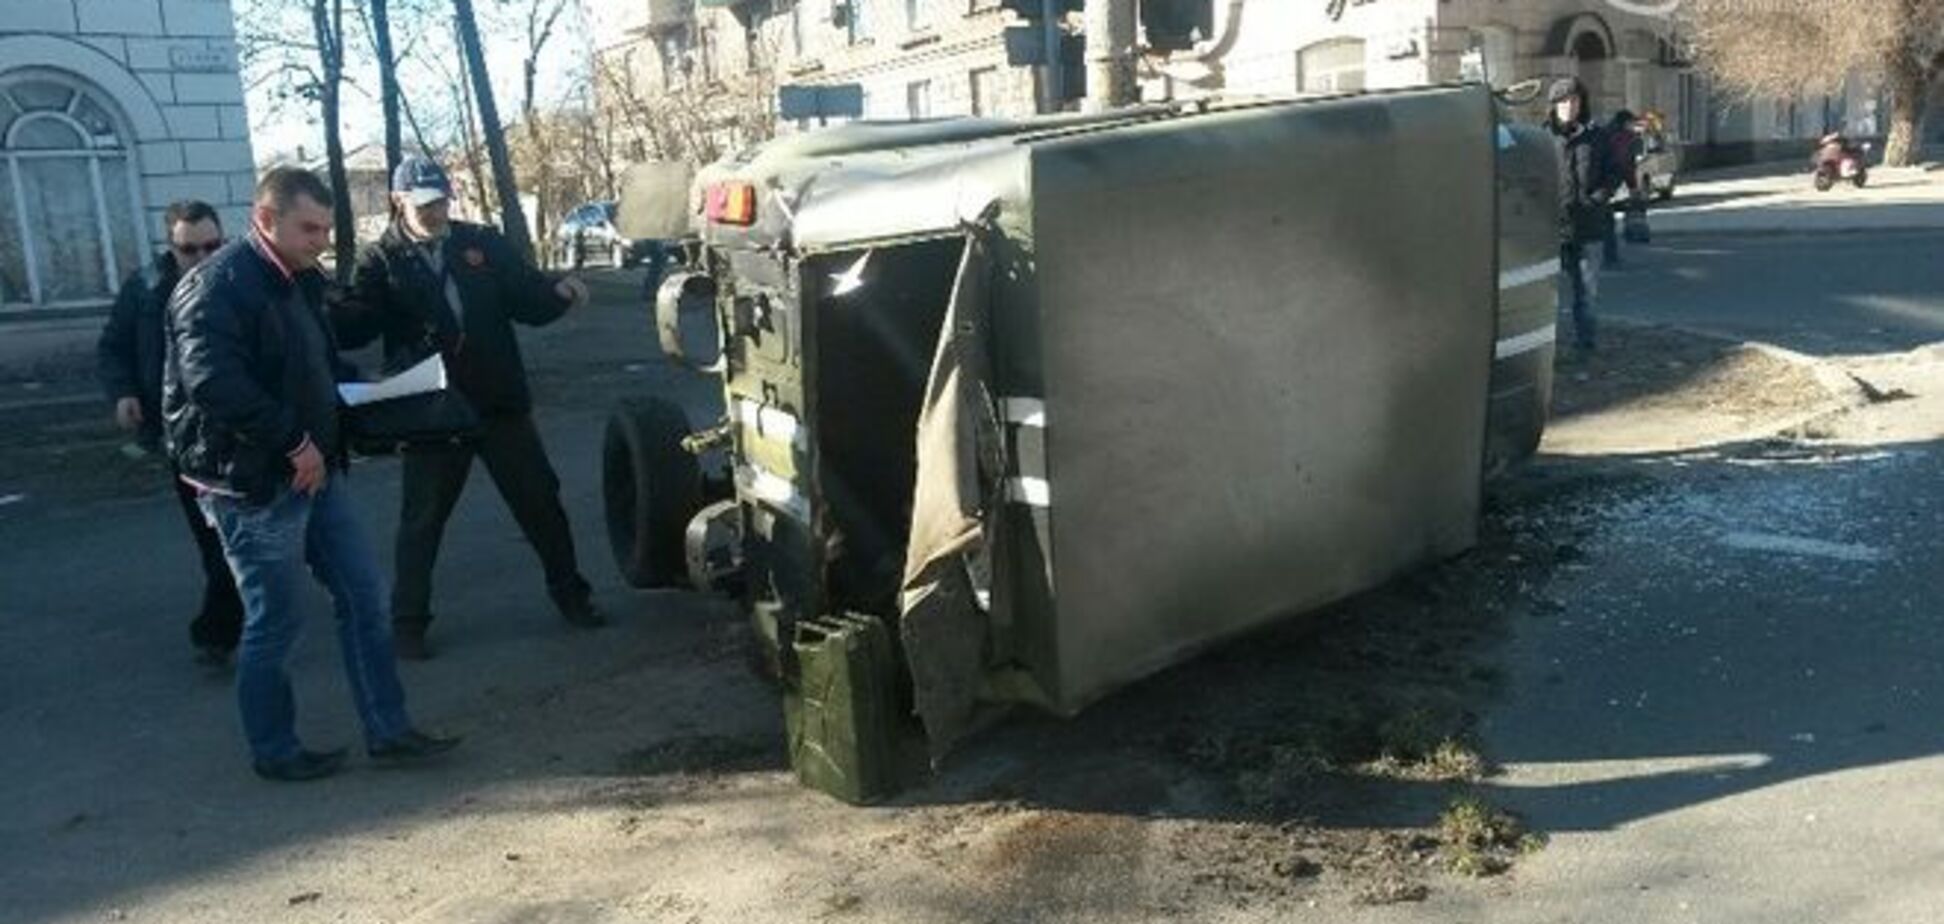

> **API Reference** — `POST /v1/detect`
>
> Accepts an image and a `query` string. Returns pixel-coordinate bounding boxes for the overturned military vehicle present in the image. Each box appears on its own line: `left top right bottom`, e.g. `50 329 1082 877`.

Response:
604 83 1559 802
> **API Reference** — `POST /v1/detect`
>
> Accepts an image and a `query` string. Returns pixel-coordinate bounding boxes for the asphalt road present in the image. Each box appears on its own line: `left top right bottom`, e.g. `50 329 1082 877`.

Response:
3 238 1942 923
1602 228 1944 356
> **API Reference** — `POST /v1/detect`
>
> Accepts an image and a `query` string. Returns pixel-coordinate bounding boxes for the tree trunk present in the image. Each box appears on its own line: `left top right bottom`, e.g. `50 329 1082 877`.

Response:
454 0 533 259
1084 0 1138 113
1883 43 1938 167
313 0 356 283
524 57 550 267
372 0 403 174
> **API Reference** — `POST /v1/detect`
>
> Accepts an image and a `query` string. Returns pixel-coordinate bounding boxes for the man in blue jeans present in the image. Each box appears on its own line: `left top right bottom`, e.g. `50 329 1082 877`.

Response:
163 166 459 782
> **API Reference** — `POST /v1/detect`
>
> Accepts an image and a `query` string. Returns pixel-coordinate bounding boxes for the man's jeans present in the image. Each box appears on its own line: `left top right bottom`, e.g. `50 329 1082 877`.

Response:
200 479 412 763
1559 241 1601 349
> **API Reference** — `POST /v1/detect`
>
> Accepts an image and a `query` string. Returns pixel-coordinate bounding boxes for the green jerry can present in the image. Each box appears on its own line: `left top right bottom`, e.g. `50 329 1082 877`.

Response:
784 613 903 804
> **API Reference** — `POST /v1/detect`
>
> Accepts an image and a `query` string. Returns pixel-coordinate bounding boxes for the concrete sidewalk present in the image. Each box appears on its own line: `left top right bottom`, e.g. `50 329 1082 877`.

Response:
1652 163 1944 235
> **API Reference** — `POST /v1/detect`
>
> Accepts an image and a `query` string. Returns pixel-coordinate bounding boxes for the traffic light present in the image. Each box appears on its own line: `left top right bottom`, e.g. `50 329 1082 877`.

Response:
1001 0 1085 100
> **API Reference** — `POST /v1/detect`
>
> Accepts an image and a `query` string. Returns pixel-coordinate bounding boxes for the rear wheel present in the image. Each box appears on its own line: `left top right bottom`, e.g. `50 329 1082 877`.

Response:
1852 168 1869 189
1814 171 1836 192
603 397 703 588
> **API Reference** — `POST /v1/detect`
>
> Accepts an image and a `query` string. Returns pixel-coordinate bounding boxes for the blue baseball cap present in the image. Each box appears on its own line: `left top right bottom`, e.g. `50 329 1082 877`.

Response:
391 155 452 206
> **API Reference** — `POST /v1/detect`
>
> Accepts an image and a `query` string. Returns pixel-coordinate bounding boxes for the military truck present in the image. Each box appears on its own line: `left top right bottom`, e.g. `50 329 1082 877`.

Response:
603 84 1558 802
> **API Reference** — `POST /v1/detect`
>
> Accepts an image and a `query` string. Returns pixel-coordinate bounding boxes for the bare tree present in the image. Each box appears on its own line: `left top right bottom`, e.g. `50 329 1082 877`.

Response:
371 0 403 173
1684 0 1944 166
311 0 357 280
512 0 573 263
236 0 352 266
454 0 533 257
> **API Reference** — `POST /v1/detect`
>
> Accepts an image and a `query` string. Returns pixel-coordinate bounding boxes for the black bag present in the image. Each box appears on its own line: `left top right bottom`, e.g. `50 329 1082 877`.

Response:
343 387 481 455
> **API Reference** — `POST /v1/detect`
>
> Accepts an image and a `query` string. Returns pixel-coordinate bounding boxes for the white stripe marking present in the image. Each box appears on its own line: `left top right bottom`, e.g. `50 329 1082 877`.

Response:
1499 260 1558 292
1495 324 1557 360
1719 532 1885 564
737 464 808 519
1002 397 1046 428
735 399 804 449
1007 476 1051 508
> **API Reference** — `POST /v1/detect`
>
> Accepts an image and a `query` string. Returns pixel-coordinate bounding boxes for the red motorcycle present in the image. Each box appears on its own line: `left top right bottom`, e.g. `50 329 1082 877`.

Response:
1813 132 1870 191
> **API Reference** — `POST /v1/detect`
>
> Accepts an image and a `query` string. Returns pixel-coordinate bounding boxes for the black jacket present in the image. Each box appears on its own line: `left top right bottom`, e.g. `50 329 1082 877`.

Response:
97 252 182 449
1552 119 1612 244
163 235 351 504
332 221 570 416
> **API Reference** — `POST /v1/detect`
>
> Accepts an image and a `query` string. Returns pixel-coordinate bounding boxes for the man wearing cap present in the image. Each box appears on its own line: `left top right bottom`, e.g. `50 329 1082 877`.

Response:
332 155 599 660
1545 76 1611 353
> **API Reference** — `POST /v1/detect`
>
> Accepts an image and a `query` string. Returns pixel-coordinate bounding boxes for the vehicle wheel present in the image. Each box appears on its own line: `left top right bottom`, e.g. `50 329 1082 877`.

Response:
568 235 587 270
1814 172 1836 192
1656 181 1675 202
603 397 703 588
1853 168 1869 189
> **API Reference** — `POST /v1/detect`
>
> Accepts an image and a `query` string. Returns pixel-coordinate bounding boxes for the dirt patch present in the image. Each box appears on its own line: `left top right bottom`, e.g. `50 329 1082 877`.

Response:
1548 324 1838 455
861 466 1647 912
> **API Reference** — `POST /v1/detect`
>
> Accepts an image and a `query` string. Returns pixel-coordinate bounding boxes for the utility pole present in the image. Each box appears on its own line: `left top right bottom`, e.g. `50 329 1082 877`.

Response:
1083 0 1137 112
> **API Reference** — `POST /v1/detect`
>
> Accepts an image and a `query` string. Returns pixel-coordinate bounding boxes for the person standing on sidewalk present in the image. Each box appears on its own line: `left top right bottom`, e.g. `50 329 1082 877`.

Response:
97 200 242 665
164 166 458 781
1546 77 1611 353
330 156 599 661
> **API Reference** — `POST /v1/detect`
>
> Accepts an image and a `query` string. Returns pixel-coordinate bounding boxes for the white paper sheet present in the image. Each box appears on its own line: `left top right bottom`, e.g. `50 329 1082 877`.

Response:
337 354 448 407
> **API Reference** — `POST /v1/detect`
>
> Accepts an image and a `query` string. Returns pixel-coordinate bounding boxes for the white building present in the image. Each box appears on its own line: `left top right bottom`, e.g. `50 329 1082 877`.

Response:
590 0 1878 173
0 0 256 313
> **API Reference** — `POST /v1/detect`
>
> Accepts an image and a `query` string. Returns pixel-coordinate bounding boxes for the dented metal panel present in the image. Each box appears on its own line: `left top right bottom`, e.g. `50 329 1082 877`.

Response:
1025 86 1499 713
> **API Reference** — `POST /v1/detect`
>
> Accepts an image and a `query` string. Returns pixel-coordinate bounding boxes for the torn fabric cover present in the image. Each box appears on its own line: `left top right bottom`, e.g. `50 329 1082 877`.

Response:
899 226 1002 759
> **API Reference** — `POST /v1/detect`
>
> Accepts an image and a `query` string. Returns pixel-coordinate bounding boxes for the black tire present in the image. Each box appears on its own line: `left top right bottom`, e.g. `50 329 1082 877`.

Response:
1853 168 1869 189
603 397 702 588
1656 181 1674 202
1814 171 1836 192
569 234 587 270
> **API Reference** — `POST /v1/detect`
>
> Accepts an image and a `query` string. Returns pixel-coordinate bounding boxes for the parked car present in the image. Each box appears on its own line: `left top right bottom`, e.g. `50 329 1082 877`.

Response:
553 201 636 269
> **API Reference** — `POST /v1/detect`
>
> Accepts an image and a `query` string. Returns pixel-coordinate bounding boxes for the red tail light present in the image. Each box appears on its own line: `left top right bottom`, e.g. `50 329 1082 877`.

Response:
706 182 757 226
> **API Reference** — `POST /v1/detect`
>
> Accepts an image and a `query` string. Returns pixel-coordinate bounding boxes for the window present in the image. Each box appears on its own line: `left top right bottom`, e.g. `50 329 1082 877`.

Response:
907 80 932 119
658 31 693 88
700 26 721 83
791 1 806 56
0 73 146 309
845 0 871 44
969 67 1000 116
744 10 767 73
1296 39 1366 94
907 0 928 31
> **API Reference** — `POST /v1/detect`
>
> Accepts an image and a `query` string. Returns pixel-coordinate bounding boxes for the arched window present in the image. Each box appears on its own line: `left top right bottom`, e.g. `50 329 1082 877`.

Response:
0 72 148 309
1297 39 1366 94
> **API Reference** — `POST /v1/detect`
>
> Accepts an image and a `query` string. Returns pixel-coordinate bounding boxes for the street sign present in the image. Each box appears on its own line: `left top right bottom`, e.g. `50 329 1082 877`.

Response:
779 83 865 121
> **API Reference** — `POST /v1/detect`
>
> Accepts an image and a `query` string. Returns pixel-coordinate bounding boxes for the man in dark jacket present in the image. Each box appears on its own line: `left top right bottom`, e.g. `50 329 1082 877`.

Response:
98 199 241 663
331 155 597 660
1546 77 1609 352
165 166 457 782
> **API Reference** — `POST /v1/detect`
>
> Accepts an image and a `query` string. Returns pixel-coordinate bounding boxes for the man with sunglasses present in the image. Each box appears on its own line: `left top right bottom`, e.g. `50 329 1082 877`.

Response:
98 200 242 666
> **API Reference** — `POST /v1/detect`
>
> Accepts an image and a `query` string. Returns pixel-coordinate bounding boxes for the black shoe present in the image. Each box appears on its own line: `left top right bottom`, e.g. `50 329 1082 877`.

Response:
194 645 233 668
554 591 605 628
393 628 432 661
369 729 463 765
253 748 348 782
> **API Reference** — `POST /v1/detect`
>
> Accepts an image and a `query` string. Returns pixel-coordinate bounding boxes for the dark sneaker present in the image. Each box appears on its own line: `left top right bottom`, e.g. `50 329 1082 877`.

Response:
393 628 432 661
194 645 233 669
557 594 605 628
369 729 463 765
253 748 348 783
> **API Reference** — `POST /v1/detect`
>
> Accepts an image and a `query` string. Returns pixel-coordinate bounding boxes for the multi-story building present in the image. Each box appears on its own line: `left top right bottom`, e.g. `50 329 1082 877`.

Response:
0 0 256 313
588 0 1879 170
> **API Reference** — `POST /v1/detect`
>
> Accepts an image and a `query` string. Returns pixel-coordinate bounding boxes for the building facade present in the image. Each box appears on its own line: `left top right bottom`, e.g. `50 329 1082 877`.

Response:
589 0 1878 170
0 0 255 313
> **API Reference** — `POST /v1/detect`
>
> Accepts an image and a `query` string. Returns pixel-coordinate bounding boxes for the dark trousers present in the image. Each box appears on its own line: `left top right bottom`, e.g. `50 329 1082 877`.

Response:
391 411 588 631
172 472 244 651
